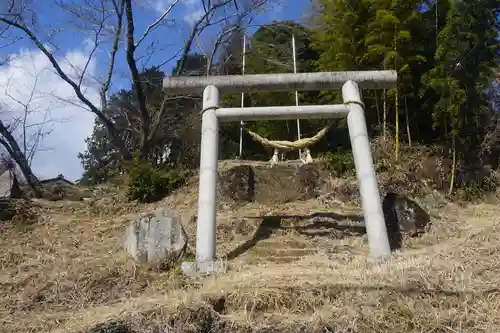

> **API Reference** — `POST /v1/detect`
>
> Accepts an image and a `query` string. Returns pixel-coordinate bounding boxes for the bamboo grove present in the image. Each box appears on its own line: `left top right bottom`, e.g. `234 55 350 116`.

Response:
78 0 499 185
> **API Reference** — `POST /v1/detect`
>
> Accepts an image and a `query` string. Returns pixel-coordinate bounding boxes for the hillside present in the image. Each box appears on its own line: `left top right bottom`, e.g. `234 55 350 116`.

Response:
1 160 500 333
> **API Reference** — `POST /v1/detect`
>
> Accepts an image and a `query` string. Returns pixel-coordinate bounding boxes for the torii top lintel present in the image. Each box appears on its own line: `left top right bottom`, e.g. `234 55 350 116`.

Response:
163 70 397 94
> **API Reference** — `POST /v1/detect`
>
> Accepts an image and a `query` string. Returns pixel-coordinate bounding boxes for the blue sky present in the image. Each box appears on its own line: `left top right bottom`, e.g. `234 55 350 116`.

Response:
0 0 308 181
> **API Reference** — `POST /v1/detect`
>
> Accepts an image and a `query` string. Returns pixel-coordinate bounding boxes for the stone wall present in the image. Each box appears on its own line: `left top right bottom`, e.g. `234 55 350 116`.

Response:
217 163 327 205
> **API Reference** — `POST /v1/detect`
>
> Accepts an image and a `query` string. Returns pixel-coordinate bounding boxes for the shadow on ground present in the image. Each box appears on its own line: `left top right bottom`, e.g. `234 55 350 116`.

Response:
225 212 365 260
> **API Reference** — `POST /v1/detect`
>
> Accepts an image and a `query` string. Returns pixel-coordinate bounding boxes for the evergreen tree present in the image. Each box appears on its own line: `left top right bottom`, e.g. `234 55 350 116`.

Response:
245 21 320 143
79 63 204 184
219 21 321 159
311 0 381 142
422 0 499 164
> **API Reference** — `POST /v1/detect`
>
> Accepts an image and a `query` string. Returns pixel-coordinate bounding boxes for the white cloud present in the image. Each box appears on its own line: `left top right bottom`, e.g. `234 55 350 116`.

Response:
0 45 99 182
154 0 175 13
182 0 204 24
183 8 204 25
153 0 204 24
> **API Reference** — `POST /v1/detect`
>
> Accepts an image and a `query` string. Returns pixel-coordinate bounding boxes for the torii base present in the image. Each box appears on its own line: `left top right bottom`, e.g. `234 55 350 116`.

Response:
181 260 227 278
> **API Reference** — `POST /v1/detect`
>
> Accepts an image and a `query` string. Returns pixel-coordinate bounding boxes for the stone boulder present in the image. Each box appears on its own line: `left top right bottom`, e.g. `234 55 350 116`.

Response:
382 192 431 250
295 164 322 200
0 198 15 221
124 209 188 267
217 163 326 205
218 165 255 203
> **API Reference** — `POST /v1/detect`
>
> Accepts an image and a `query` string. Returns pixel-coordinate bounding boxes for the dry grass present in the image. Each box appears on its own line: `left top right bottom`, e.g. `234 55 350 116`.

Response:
1 162 500 332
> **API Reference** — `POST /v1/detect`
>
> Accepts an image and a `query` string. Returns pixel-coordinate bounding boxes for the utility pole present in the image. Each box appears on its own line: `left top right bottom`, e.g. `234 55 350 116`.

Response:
238 33 247 158
292 34 302 160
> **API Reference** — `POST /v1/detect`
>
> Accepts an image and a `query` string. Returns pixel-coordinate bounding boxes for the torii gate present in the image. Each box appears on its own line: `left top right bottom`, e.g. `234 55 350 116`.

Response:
163 70 397 276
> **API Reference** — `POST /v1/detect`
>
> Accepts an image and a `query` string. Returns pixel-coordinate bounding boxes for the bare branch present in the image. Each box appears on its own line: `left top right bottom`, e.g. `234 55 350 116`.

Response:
0 116 42 196
156 47 184 68
173 0 270 76
149 0 273 143
124 0 150 152
78 4 107 88
0 64 65 170
101 0 125 109
0 17 99 115
1 0 275 165
0 14 132 159
135 0 180 49
3 73 38 157
206 24 243 75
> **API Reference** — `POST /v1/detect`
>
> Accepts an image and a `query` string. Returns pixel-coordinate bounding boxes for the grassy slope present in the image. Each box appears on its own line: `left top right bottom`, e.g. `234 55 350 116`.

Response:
1 161 500 333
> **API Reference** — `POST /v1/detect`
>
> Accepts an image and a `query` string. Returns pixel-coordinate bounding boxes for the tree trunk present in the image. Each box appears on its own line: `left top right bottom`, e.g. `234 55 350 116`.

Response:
375 90 382 135
0 120 43 197
448 134 456 196
10 173 23 199
395 87 399 162
383 88 387 139
108 124 133 161
405 96 412 147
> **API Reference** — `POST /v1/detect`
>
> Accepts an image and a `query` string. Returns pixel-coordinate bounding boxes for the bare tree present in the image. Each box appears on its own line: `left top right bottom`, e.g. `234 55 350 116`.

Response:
0 115 43 197
0 0 274 162
3 71 61 160
0 65 66 197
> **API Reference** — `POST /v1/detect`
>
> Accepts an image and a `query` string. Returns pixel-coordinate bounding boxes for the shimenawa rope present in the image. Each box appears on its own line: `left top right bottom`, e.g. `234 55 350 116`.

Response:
241 100 365 150
243 126 330 150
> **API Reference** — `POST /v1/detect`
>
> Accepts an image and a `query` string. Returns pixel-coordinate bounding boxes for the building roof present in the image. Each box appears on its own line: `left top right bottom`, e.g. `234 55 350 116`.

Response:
39 174 75 186
0 161 74 198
